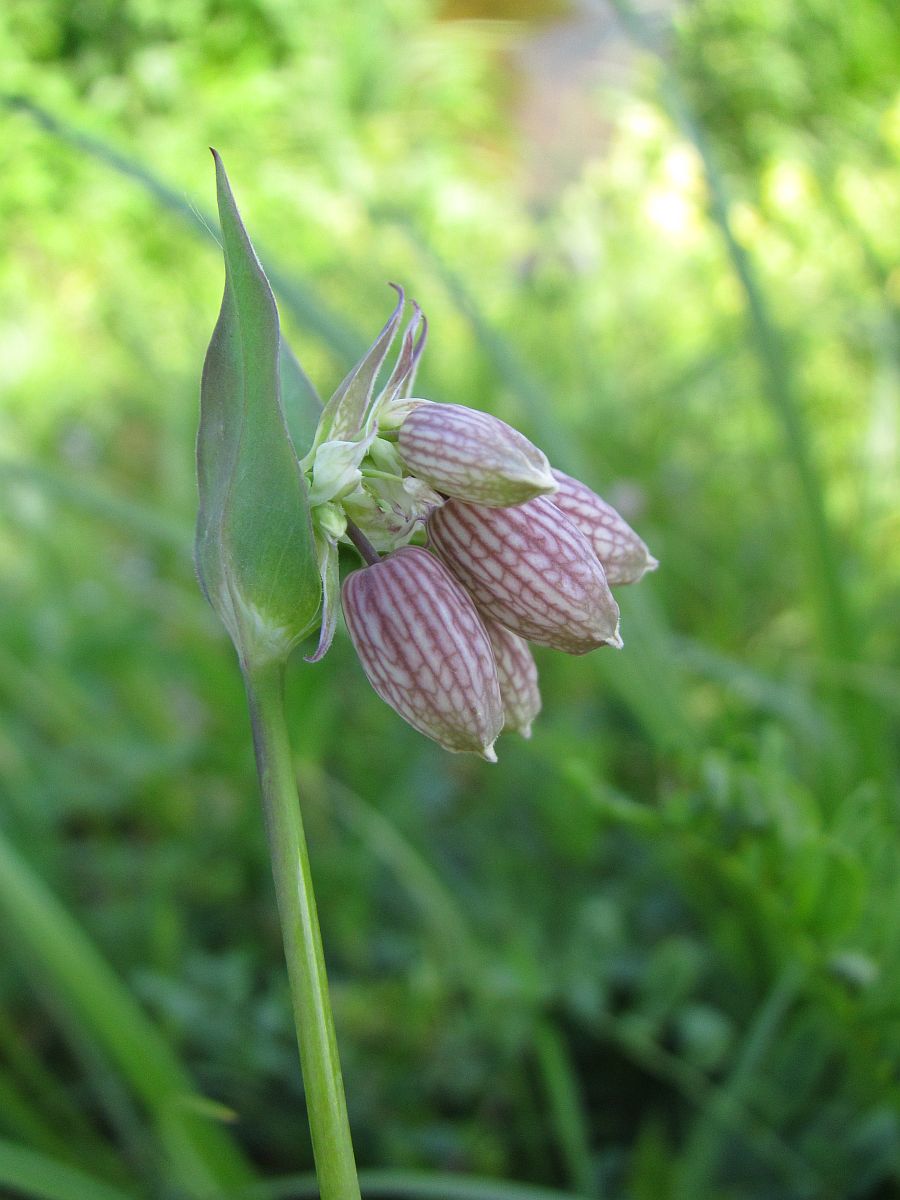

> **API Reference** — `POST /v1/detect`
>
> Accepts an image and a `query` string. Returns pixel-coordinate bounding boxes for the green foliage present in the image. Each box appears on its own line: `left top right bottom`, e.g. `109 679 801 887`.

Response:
0 830 252 1194
1 0 898 1198
196 152 320 667
0 1139 136 1200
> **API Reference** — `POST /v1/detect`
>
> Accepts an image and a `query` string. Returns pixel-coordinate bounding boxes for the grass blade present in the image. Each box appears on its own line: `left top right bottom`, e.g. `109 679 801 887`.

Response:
0 1138 137 1200
673 966 805 1198
533 1022 598 1199
1 460 190 557
0 830 252 1197
608 0 890 779
2 95 365 364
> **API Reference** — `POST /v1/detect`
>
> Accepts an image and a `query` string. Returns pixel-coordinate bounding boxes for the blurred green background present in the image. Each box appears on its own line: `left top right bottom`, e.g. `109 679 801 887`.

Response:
2 1 899 1198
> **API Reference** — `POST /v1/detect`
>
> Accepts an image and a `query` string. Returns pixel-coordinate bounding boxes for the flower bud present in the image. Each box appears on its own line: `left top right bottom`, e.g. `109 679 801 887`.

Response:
367 436 405 476
428 497 622 654
550 469 658 585
312 501 348 540
341 546 503 760
483 617 541 738
398 401 557 507
306 438 368 506
342 476 444 551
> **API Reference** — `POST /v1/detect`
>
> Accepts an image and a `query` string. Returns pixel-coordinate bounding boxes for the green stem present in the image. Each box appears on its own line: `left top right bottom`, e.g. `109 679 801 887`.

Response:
533 1022 597 1198
244 659 361 1200
345 521 381 566
359 468 401 482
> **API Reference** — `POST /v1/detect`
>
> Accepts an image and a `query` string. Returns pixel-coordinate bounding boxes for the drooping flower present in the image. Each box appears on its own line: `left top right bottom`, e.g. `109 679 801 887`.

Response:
341 546 503 760
396 401 557 506
286 284 658 757
428 496 622 655
549 469 658 585
482 617 541 738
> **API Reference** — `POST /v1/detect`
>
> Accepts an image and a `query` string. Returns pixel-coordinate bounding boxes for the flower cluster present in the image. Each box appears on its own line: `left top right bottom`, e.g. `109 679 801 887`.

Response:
305 289 657 760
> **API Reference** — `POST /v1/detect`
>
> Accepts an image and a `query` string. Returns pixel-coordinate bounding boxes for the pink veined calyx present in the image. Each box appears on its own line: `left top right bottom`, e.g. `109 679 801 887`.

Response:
300 286 658 760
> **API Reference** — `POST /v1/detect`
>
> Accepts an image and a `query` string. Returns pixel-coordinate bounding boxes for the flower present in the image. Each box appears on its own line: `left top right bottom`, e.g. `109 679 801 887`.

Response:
295 288 656 758
482 617 541 738
341 546 503 760
397 401 557 506
549 469 659 585
427 496 622 654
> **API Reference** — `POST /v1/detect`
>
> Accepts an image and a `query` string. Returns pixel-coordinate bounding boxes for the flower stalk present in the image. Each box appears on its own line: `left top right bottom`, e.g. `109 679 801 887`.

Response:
345 519 381 566
244 659 361 1200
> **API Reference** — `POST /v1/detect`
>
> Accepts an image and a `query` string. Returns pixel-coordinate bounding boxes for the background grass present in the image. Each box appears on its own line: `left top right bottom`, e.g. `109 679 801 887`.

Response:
1 0 899 1197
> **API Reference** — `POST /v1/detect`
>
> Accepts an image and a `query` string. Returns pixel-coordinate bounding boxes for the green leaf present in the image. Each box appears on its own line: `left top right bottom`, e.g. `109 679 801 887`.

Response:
0 831 253 1196
196 151 320 665
0 1139 137 1200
